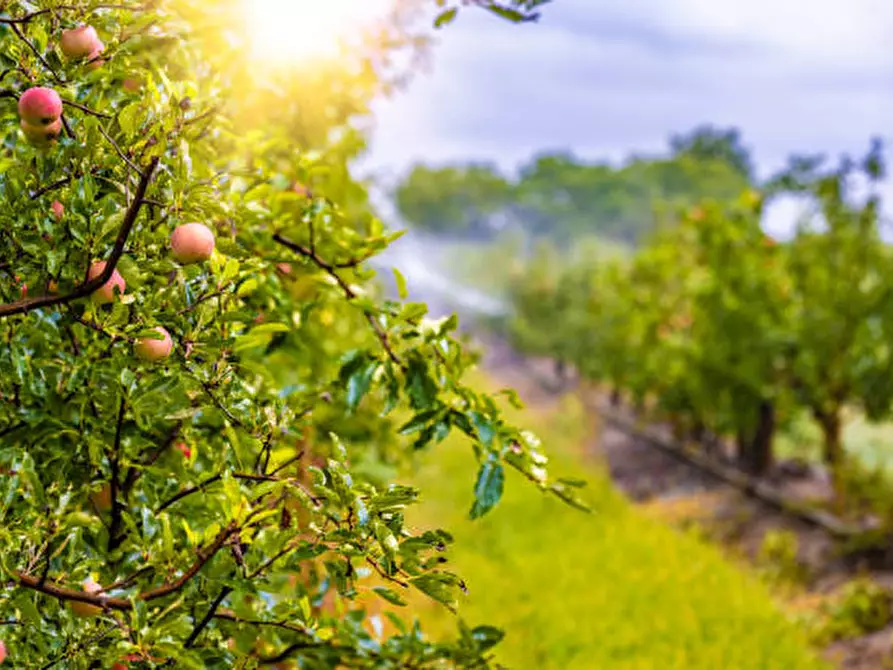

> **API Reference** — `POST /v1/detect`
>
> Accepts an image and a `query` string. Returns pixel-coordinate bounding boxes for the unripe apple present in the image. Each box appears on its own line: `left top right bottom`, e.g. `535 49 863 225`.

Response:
69 578 102 618
60 26 103 60
134 326 173 361
0 639 6 664
18 87 62 125
20 118 63 147
87 261 126 304
170 223 215 264
51 200 64 222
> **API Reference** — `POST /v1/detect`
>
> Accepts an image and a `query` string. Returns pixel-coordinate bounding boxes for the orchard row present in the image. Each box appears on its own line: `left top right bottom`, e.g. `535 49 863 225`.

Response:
507 142 890 491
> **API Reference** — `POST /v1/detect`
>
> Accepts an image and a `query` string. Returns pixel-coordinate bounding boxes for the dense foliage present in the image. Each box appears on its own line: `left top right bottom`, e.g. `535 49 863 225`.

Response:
0 1 585 667
506 140 891 494
393 125 753 243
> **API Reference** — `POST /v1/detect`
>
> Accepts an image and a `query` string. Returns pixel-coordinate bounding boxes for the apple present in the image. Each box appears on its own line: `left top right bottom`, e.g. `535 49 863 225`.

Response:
86 46 105 71
276 262 293 276
170 223 215 264
20 118 63 147
0 639 6 664
134 326 173 361
60 26 103 60
13 275 26 299
174 441 191 459
122 77 141 93
90 483 112 512
51 200 64 222
293 182 311 198
87 261 126 304
69 577 102 618
18 87 62 125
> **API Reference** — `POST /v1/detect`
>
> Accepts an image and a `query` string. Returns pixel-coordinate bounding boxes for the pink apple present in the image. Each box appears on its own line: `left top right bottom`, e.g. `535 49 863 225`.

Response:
86 46 105 71
170 223 215 264
60 26 103 60
134 326 173 361
87 261 126 304
0 639 6 663
69 577 103 618
18 87 62 125
51 200 64 222
21 118 62 146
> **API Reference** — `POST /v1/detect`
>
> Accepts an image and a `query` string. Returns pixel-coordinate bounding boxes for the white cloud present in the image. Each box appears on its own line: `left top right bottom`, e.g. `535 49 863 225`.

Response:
358 0 893 234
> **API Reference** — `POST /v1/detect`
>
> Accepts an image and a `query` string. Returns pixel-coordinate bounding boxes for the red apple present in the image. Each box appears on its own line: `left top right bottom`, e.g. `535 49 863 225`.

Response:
174 441 191 459
276 262 293 276
90 483 112 512
134 326 173 361
0 639 6 664
170 223 215 264
20 118 63 147
69 578 102 618
18 87 62 125
51 200 64 222
110 662 128 670
60 26 103 60
87 261 126 304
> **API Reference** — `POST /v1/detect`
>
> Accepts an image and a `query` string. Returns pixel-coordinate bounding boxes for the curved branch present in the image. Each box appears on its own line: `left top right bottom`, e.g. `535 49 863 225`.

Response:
0 156 159 319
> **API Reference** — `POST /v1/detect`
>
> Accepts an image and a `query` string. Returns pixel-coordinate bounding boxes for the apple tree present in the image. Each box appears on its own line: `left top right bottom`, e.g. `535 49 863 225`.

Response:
0 1 582 668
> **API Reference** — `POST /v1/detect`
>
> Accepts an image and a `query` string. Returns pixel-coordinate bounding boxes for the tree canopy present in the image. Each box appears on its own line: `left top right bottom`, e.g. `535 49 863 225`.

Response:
393 125 754 243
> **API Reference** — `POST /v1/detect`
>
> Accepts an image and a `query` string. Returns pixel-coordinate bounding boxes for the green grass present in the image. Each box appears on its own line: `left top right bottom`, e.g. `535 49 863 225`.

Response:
399 378 827 669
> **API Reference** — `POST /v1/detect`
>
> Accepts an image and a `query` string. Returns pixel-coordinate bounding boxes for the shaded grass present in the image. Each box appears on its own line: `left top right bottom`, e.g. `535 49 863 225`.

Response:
397 376 828 669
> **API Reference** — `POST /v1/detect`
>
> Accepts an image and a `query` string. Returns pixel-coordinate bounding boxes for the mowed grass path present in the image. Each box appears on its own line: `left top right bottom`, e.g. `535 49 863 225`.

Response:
398 378 827 669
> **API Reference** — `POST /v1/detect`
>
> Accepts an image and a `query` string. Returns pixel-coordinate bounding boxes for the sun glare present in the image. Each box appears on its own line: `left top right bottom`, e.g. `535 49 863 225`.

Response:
244 0 392 63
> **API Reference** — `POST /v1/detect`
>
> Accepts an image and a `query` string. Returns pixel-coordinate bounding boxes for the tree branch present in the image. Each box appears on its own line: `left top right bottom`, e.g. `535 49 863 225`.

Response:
0 156 159 318
273 233 402 366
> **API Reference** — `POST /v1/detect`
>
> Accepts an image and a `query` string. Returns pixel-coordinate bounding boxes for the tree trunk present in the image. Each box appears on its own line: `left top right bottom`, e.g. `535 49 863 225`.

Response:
610 388 621 407
554 359 566 386
746 400 775 476
815 409 843 470
814 407 844 506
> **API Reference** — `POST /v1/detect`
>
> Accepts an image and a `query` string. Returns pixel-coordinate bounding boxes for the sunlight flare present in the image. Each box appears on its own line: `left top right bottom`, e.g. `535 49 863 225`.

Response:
244 0 392 63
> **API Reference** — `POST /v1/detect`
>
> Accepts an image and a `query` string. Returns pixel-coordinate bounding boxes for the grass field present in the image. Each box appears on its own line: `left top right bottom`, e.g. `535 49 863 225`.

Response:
397 376 827 669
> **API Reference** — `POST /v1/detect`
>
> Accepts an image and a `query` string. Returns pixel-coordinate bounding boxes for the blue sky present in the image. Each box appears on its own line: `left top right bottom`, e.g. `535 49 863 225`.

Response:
358 0 892 235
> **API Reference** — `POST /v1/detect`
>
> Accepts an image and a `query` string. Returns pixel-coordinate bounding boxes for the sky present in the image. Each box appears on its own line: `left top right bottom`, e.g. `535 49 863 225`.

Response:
357 0 893 236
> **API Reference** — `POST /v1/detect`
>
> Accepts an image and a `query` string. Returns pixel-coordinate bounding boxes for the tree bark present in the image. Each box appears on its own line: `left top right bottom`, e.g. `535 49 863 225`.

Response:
815 409 843 470
747 400 775 476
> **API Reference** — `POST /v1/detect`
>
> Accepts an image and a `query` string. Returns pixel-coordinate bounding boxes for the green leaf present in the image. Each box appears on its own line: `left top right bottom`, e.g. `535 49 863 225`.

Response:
393 267 408 299
249 322 290 335
469 459 504 520
372 586 407 606
347 360 379 412
471 625 505 652
434 7 459 28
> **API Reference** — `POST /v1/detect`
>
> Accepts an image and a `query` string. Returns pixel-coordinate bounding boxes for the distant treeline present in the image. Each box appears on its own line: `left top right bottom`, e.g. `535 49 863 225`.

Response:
392 125 756 244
